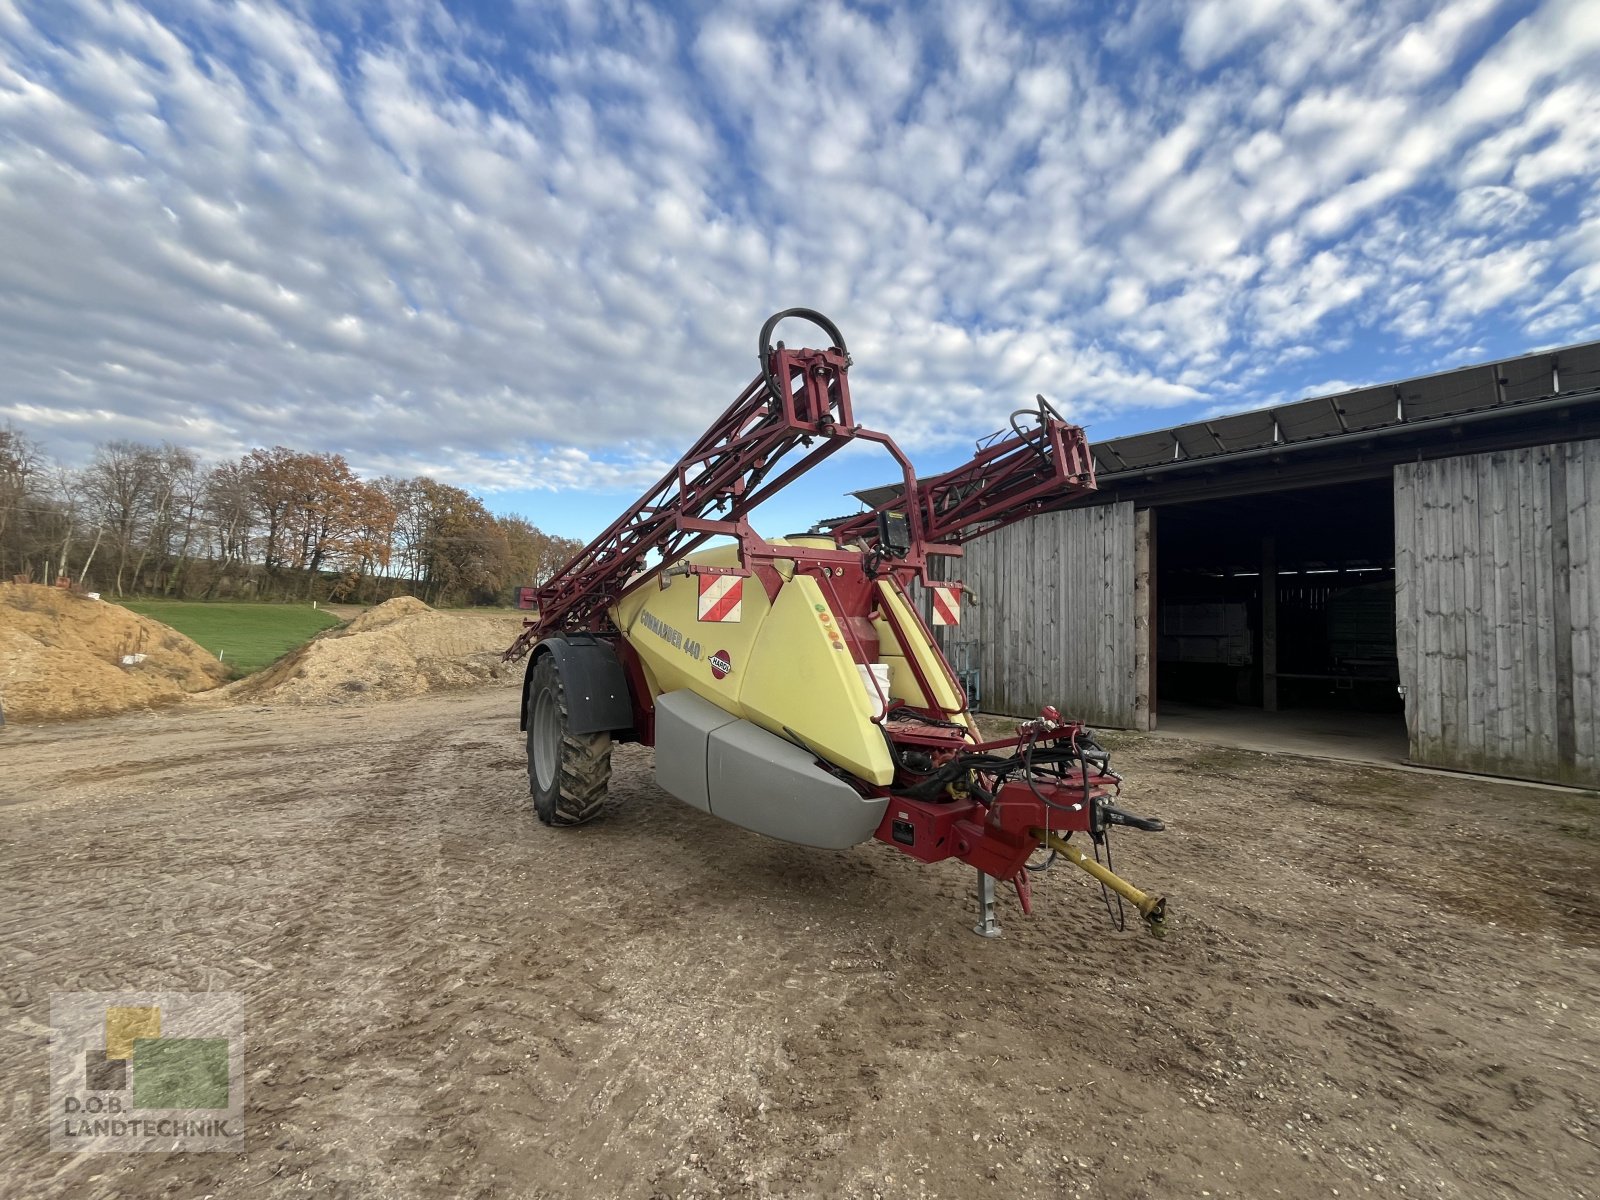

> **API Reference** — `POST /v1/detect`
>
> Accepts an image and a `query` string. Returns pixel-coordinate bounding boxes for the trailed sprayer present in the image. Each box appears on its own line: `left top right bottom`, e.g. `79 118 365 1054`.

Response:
506 311 1167 936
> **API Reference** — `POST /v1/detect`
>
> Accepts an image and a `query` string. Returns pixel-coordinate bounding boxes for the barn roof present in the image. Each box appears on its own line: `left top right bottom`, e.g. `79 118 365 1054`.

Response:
850 338 1600 510
1087 339 1600 478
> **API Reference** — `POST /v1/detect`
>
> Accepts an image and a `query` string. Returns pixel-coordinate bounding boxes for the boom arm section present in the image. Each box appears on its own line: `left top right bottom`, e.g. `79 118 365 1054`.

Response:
507 310 1098 666
828 396 1097 549
507 310 900 661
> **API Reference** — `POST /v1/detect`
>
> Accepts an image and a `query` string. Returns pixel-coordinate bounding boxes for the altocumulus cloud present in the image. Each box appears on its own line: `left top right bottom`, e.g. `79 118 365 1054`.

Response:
1 0 1598 496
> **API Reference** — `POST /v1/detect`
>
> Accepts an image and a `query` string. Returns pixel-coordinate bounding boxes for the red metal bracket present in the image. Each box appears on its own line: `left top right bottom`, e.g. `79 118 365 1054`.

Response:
830 400 1097 548
1012 868 1033 916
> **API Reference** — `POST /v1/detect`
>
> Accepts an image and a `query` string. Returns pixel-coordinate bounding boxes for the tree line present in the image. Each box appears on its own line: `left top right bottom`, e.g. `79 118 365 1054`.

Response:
0 426 583 606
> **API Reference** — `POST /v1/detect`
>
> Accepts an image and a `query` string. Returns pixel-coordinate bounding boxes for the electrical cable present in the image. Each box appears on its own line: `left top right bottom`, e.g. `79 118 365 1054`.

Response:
1094 829 1127 932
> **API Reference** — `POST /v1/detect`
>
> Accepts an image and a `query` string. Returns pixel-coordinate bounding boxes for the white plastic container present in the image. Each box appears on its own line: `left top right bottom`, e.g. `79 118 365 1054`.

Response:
857 662 892 718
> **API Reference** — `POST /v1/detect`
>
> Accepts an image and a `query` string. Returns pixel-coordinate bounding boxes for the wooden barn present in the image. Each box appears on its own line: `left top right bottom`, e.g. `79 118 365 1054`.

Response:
886 340 1600 789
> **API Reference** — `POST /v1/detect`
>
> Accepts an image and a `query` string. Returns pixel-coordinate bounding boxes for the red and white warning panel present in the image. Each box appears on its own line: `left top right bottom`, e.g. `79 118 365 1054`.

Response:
697 574 744 623
930 585 961 626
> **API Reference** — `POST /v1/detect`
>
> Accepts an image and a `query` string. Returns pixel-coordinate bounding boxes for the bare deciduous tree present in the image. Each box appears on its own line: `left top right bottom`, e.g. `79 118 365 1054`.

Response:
1 424 573 606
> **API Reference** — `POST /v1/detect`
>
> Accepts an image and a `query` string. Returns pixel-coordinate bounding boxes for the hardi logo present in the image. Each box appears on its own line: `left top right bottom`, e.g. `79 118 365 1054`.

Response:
709 650 732 680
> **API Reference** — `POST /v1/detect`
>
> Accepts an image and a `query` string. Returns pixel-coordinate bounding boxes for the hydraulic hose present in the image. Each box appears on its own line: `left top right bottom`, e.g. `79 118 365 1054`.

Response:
760 308 849 402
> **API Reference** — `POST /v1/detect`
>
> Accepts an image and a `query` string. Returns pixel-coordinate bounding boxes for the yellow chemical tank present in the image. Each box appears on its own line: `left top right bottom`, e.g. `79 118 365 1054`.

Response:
613 540 915 786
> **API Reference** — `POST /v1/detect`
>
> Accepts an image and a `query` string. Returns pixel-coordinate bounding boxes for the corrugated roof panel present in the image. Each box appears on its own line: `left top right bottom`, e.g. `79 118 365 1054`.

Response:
1173 425 1218 459
852 483 902 508
1091 444 1124 474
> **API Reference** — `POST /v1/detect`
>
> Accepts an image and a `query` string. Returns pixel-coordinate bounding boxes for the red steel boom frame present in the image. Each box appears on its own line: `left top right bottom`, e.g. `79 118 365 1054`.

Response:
827 394 1097 548
507 311 1096 662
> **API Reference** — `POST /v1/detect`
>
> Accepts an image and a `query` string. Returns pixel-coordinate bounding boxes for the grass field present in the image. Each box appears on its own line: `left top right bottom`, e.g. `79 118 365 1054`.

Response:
118 599 343 675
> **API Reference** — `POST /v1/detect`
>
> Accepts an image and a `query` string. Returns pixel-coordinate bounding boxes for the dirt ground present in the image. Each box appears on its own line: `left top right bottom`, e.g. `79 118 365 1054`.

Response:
1 687 1597 1200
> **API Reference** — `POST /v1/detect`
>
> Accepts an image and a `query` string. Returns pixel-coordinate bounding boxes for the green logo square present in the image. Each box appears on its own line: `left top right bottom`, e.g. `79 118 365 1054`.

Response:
131 1038 230 1109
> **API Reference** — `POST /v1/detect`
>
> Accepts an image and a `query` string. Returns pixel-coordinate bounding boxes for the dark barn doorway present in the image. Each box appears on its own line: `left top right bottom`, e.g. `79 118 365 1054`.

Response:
1151 478 1407 760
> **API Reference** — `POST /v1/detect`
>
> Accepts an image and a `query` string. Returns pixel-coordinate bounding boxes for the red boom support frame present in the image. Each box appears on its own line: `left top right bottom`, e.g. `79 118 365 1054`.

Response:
507 323 1096 663
828 395 1097 548
505 334 896 661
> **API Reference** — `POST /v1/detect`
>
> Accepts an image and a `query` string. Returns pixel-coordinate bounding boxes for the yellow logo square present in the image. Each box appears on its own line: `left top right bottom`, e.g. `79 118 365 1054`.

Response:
105 1006 160 1061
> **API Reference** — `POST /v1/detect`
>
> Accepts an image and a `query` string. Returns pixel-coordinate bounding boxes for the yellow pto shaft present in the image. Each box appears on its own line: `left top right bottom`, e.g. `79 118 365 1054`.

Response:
1035 830 1168 936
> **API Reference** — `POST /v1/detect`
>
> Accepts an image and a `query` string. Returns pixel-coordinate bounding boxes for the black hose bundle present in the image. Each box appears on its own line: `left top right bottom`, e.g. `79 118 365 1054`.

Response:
886 728 1115 808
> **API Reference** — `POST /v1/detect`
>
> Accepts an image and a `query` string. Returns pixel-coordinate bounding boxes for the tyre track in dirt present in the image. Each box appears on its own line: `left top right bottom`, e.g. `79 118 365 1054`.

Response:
1 692 1597 1199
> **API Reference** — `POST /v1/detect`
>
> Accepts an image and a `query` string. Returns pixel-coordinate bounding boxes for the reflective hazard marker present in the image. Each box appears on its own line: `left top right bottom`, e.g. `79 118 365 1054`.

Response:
697 574 744 622
931 585 961 626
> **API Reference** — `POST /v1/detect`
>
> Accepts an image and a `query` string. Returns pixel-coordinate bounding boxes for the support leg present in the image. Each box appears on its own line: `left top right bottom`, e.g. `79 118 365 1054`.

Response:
973 869 1002 938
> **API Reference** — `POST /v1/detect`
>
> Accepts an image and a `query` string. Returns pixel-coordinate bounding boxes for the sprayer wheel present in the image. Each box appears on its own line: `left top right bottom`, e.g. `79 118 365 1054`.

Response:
527 654 611 826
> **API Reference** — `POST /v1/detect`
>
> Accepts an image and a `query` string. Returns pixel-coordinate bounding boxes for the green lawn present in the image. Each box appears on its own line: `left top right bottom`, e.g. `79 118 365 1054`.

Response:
117 599 343 676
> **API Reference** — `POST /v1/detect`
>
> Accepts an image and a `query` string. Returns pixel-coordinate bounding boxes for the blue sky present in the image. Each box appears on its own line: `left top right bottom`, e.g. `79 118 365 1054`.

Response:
2 0 1598 542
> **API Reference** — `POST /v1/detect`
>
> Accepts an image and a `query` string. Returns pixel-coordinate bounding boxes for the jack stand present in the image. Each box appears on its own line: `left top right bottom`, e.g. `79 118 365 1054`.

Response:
973 869 1002 938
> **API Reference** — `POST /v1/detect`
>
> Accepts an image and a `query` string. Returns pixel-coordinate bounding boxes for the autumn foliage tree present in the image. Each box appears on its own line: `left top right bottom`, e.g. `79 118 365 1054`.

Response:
498 515 582 596
0 426 572 606
406 479 504 605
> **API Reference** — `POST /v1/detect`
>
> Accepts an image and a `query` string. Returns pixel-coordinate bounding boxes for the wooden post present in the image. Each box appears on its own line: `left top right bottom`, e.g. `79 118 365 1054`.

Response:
1149 508 1159 728
1262 536 1278 712
1550 446 1577 774
1133 508 1154 731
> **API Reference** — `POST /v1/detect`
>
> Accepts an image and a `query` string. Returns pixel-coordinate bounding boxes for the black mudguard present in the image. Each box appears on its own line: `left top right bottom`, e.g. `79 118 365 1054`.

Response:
521 635 635 736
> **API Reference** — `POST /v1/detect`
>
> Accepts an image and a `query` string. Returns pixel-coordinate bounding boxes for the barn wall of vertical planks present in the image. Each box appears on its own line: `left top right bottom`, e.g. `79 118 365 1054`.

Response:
953 501 1146 728
1395 439 1598 787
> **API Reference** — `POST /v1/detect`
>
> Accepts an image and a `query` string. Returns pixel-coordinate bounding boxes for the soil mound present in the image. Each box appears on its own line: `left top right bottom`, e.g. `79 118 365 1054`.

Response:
344 595 433 633
0 584 229 722
223 601 524 707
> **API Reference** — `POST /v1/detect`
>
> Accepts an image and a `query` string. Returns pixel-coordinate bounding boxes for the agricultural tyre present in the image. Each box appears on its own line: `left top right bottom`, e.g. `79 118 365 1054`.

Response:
527 653 612 826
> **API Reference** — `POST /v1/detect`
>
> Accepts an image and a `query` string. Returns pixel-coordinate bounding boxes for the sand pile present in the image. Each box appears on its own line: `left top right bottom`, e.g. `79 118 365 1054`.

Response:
343 595 433 632
223 597 525 707
0 584 230 722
